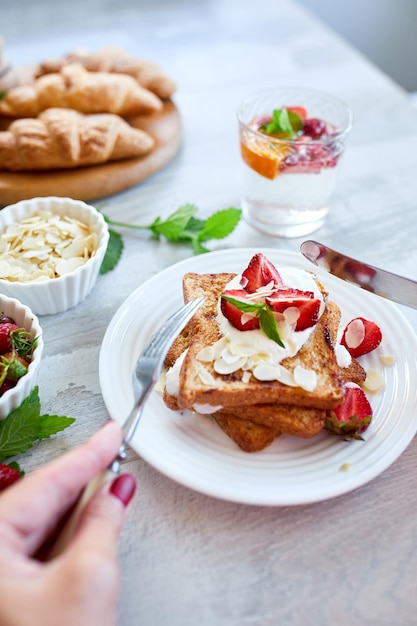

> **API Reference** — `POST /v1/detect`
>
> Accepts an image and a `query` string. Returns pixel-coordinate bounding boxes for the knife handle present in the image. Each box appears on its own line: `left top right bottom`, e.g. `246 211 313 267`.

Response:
47 468 116 559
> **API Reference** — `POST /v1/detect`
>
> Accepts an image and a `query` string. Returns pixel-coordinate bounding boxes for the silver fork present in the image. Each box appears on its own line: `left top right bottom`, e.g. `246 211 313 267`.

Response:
108 296 205 473
49 296 204 558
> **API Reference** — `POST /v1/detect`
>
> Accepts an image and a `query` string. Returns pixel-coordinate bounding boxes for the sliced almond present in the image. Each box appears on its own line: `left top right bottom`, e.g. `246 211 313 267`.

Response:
363 369 385 393
379 354 395 367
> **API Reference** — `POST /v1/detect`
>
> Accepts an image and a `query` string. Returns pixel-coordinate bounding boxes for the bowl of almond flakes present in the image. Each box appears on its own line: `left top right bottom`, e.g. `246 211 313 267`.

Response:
0 196 109 315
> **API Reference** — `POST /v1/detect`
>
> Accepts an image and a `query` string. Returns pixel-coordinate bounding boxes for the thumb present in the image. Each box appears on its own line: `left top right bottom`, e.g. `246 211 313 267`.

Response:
69 473 137 560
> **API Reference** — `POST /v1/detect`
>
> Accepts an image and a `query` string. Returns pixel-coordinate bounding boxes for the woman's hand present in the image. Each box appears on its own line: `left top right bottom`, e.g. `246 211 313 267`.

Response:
0 421 136 626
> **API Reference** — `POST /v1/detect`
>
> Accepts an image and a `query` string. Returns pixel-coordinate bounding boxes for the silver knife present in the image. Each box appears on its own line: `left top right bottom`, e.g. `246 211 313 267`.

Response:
300 240 417 310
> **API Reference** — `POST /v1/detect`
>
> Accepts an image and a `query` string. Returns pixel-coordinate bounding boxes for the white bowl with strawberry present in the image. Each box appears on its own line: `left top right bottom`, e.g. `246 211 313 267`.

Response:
0 294 43 418
0 196 109 315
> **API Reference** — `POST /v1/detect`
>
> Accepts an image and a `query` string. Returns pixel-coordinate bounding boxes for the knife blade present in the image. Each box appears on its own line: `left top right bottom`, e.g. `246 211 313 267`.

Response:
300 240 417 310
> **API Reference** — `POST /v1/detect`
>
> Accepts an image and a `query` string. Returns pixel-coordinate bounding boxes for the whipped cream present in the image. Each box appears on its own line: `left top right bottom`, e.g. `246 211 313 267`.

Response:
196 267 325 390
334 342 352 368
165 349 187 397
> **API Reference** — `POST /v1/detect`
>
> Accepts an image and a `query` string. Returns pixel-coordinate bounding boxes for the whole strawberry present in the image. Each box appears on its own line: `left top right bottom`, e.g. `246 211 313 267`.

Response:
341 317 382 358
325 382 373 440
0 462 23 491
0 322 19 354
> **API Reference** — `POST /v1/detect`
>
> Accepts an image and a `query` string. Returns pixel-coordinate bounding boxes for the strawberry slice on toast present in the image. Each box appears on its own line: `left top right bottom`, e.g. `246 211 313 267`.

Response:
266 287 321 331
240 253 283 293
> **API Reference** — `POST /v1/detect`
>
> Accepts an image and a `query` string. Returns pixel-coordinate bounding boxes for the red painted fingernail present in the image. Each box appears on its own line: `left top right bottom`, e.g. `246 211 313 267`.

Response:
109 474 136 506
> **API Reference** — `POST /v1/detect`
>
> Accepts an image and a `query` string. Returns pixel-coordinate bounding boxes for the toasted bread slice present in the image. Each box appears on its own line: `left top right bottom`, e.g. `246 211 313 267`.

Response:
176 272 343 411
164 272 234 368
212 412 281 452
219 403 326 438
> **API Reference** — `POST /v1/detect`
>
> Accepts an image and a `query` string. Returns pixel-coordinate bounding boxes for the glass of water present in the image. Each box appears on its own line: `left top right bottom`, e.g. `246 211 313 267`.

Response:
237 87 353 238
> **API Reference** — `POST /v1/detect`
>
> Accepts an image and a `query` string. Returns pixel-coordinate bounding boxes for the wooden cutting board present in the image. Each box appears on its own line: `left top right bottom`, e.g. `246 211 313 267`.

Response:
0 100 182 207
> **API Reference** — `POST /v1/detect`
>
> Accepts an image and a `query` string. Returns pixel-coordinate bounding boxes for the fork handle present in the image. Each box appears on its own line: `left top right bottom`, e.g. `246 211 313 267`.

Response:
47 467 117 559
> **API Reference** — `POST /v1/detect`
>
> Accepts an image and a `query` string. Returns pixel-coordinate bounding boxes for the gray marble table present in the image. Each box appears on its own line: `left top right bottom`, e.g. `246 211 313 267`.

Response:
2 1 417 624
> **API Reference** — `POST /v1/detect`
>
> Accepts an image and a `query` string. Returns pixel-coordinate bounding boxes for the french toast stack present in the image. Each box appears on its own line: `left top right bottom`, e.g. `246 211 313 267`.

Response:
163 255 366 452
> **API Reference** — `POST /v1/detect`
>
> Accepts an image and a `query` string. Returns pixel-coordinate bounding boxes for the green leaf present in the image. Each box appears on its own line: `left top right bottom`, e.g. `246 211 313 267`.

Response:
192 238 210 255
37 414 76 439
150 204 198 240
220 295 285 347
10 328 38 357
197 208 242 242
100 202 242 265
0 92 5 101
0 389 41 461
181 216 206 233
259 107 302 139
8 461 25 476
0 387 75 462
259 308 285 347
287 109 304 132
221 294 264 314
6 358 27 382
100 228 123 274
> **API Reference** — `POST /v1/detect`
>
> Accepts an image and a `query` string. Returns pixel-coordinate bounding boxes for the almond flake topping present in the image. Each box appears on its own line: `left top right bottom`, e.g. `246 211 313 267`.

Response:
0 210 98 283
362 369 385 393
379 354 395 367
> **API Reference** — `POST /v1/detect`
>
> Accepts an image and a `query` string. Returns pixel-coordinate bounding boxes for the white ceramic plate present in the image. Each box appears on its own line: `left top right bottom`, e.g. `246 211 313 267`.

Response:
99 248 417 505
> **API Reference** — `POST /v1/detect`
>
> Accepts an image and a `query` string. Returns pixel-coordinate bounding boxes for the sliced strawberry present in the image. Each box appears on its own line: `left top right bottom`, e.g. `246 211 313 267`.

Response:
266 287 321 331
220 289 260 331
287 106 307 121
325 382 372 440
0 463 22 491
240 253 283 293
341 317 382 358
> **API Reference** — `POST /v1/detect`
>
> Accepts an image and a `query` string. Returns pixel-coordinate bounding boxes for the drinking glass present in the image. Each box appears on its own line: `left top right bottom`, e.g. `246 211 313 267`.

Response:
237 87 353 237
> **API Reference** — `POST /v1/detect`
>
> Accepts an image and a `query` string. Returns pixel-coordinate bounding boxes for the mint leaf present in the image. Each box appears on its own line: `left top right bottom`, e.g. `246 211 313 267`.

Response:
221 294 264 314
259 308 285 347
38 414 75 439
0 92 5 101
0 390 41 461
192 238 210 255
99 203 242 268
197 208 242 242
0 387 75 462
220 294 285 347
150 204 198 240
100 229 123 275
287 109 304 132
259 107 302 139
179 216 206 234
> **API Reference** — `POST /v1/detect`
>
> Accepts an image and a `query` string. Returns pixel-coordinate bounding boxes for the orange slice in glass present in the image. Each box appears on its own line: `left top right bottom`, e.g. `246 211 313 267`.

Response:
240 135 289 180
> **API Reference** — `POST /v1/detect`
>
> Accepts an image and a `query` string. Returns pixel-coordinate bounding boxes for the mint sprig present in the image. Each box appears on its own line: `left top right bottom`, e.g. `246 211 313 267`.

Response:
221 294 285 347
99 229 123 274
0 387 75 462
99 204 242 274
259 107 303 139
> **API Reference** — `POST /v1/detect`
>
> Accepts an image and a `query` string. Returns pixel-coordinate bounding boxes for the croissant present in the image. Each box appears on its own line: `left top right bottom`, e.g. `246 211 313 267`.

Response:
0 107 155 171
36 46 176 100
0 63 163 118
